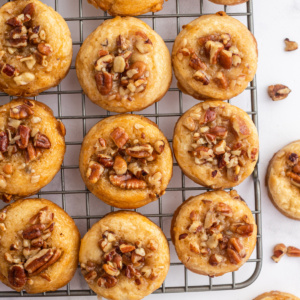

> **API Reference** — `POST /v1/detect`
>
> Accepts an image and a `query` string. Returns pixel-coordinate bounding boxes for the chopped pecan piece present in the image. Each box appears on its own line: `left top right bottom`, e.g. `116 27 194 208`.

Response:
154 140 165 154
287 153 298 166
227 248 241 264
25 142 37 163
271 243 287 262
286 171 300 185
268 84 291 101
0 132 8 152
2 64 16 77
6 17 23 27
34 132 51 149
30 249 61 275
203 108 216 124
189 54 206 70
128 61 147 80
97 274 117 288
37 43 52 56
10 104 34 120
287 246 300 257
24 248 53 273
103 262 120 276
84 270 97 282
209 126 228 138
215 72 228 89
135 32 153 54
228 238 245 257
109 174 147 189
193 70 209 85
205 41 224 64
22 3 35 20
126 144 153 158
87 162 104 183
95 72 113 95
97 154 114 168
209 254 223 266
231 115 250 139
8 265 27 289
215 202 232 217
235 224 254 236
110 127 129 148
179 233 188 240
16 125 31 149
183 116 196 131
113 156 127 175
284 38 298 51
219 50 232 69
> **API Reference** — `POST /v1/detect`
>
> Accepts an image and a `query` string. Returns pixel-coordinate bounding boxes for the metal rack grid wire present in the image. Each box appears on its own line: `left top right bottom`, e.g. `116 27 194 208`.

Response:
0 0 262 297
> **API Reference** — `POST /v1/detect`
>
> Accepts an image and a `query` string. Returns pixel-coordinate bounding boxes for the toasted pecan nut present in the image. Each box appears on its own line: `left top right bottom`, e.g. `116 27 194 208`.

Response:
120 244 136 253
98 154 114 168
2 64 16 77
110 127 129 148
24 248 54 273
286 171 300 184
189 53 207 71
6 17 23 27
287 246 300 257
87 162 104 183
109 174 147 189
215 202 232 217
0 131 8 152
113 156 127 175
97 274 117 288
219 50 232 69
15 125 31 149
271 243 287 262
209 126 228 138
34 132 51 149
22 223 46 240
129 61 147 80
126 144 153 158
95 72 113 95
22 3 35 20
179 233 188 240
235 224 254 236
193 70 209 85
209 254 223 266
25 142 37 163
268 84 291 101
203 108 216 124
284 38 298 51
8 265 27 288
37 43 53 56
214 72 228 89
10 105 34 120
227 248 241 264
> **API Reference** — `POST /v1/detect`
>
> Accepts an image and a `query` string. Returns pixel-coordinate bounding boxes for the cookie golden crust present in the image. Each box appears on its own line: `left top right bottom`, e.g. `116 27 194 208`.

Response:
173 101 259 189
172 12 258 101
80 211 170 300
87 0 166 16
253 291 300 300
76 17 172 113
0 0 72 97
0 198 80 293
79 114 173 209
266 140 300 220
0 98 66 203
171 191 257 277
209 0 248 5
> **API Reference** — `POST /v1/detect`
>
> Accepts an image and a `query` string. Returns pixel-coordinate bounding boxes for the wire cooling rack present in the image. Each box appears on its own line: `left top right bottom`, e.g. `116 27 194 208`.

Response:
0 0 262 297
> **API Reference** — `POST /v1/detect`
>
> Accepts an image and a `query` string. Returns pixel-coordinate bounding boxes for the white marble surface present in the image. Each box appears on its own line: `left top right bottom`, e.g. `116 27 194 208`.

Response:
2 0 300 299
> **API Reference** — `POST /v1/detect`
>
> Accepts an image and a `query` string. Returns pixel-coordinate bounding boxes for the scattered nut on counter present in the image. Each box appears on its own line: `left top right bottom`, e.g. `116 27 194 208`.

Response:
271 244 300 262
284 38 298 51
268 84 291 101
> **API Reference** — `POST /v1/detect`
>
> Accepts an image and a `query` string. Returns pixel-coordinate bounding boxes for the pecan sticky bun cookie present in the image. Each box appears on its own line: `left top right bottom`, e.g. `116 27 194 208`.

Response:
266 140 300 220
172 12 258 101
0 0 72 97
209 0 248 5
80 211 169 300
0 98 66 203
173 101 259 189
254 291 300 300
0 198 80 293
76 17 172 113
79 114 172 209
171 190 257 277
87 0 166 16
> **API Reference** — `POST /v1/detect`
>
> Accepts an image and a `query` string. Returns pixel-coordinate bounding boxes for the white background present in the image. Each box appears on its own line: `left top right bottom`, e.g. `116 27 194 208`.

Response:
2 0 300 299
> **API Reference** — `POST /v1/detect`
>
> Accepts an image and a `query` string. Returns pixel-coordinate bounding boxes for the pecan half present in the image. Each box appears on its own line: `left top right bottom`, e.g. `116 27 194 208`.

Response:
22 224 45 240
271 243 287 262
110 127 129 148
284 38 298 51
0 132 8 152
10 104 34 120
34 132 51 149
109 174 147 189
268 84 291 101
30 249 61 275
95 72 113 95
8 265 26 288
24 248 53 273
16 125 31 149
126 144 153 158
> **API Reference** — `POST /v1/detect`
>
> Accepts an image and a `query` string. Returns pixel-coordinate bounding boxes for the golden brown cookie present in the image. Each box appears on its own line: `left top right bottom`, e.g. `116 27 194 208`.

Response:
0 98 66 203
173 101 259 189
80 211 170 300
87 0 166 16
0 0 72 97
76 17 172 113
209 0 248 5
171 190 257 277
79 114 173 209
172 12 258 101
253 291 300 300
0 198 80 293
266 140 300 220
